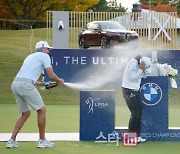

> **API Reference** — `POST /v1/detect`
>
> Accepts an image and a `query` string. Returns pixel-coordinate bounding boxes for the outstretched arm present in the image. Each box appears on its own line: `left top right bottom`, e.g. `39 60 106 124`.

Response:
45 67 64 86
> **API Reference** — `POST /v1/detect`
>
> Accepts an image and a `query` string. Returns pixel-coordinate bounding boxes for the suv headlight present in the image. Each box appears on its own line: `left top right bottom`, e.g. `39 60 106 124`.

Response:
119 33 126 40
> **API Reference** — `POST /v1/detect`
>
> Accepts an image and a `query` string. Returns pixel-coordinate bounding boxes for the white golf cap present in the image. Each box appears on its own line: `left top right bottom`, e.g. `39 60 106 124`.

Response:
35 41 53 49
140 57 152 69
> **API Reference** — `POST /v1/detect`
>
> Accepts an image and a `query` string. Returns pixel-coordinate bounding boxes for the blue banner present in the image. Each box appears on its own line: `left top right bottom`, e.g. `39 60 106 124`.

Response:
44 49 180 89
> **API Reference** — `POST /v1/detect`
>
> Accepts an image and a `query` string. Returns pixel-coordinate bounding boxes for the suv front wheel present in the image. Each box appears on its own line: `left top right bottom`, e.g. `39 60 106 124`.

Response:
100 36 111 48
79 38 89 49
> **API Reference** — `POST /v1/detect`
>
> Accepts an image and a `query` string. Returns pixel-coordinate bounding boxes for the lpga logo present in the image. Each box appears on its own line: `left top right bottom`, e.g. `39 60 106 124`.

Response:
86 97 108 114
140 82 162 106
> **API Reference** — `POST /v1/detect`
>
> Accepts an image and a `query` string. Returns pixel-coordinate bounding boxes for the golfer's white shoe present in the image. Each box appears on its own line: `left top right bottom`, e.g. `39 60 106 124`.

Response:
6 139 19 148
37 139 54 148
138 137 147 143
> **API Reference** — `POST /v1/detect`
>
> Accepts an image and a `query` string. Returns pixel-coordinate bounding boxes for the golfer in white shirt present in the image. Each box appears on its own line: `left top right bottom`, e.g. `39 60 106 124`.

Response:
7 41 64 148
122 55 151 143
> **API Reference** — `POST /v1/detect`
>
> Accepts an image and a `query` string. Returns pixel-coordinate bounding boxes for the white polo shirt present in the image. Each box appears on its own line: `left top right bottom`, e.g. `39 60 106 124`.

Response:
16 52 51 82
122 59 150 91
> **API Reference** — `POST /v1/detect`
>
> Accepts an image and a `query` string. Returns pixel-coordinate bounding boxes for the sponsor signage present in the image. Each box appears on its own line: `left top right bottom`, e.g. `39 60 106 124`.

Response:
140 77 169 136
45 49 180 141
80 77 180 141
80 90 115 141
45 49 180 89
140 82 162 106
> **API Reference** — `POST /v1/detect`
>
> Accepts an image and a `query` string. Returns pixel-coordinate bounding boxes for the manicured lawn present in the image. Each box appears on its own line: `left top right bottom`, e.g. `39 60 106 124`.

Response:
1 141 180 154
1 28 180 154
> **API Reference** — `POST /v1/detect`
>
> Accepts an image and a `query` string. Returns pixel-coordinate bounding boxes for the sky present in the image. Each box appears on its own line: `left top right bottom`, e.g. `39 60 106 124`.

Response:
117 0 139 11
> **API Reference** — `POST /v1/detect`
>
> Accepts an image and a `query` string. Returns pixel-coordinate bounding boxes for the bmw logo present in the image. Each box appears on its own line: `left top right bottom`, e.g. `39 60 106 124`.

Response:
140 83 162 106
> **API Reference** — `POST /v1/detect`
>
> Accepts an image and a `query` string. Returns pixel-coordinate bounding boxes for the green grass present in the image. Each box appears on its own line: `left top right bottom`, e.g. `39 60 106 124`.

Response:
0 104 79 133
1 141 180 154
0 29 44 103
0 29 79 105
0 29 180 105
1 104 180 154
0 103 180 133
1 29 180 153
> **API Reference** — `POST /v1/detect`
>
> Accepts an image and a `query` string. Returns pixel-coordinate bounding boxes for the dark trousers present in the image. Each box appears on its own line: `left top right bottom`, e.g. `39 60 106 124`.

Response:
122 88 142 137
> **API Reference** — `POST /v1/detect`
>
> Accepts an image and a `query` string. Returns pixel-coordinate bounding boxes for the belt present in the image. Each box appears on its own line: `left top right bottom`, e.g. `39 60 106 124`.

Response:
14 78 35 85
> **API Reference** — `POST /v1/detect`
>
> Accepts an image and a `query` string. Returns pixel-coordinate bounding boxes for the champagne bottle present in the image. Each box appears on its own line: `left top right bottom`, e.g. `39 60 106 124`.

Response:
44 81 57 89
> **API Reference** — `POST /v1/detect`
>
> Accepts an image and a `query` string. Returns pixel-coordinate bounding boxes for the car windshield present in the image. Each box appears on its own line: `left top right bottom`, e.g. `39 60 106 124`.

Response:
99 22 126 30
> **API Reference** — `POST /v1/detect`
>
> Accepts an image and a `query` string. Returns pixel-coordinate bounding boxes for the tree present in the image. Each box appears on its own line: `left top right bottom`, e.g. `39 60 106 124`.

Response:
107 0 127 12
153 2 177 12
139 0 158 6
0 0 99 21
170 0 180 17
140 0 178 16
87 0 127 12
58 0 99 11
0 4 13 19
141 4 155 10
160 0 169 5
87 0 108 12
0 0 59 20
